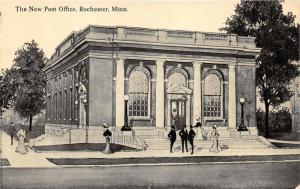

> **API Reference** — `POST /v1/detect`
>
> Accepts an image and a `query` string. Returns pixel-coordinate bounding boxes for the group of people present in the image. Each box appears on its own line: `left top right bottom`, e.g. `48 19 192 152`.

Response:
168 124 196 154
8 122 28 154
168 118 221 154
8 119 220 156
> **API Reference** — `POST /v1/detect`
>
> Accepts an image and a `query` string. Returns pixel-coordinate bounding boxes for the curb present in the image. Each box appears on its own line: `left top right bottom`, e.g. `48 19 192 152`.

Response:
3 159 300 169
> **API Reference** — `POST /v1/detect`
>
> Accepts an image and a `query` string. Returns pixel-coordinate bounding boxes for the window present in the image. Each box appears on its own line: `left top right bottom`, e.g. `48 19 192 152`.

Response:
128 70 150 117
203 73 222 118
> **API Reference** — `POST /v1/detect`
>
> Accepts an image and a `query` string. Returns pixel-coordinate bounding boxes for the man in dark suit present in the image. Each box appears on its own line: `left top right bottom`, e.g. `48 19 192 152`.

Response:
8 122 16 145
188 125 196 155
179 124 188 153
168 125 176 153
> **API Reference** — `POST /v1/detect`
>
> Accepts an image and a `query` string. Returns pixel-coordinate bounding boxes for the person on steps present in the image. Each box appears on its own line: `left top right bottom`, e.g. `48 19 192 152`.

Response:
168 125 177 153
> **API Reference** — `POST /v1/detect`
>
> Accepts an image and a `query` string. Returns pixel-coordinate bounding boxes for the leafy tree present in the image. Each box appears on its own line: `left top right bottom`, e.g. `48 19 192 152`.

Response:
221 0 299 137
0 40 47 130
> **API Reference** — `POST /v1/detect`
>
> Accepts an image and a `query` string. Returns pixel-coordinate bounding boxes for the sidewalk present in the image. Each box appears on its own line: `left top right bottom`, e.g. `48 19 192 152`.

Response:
1 132 55 167
2 131 300 168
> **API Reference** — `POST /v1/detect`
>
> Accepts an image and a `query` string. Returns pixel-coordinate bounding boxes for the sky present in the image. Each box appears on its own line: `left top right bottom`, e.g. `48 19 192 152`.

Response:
0 0 299 70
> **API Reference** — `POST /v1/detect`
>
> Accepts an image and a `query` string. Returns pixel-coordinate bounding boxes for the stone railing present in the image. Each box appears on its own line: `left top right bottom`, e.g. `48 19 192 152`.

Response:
125 28 157 37
167 31 194 39
204 33 228 41
237 36 256 48
47 26 257 65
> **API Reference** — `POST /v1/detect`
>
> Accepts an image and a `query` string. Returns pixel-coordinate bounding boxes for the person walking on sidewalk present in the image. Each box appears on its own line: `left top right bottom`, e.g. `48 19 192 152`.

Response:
15 123 28 154
168 125 177 153
209 125 221 153
8 122 16 145
188 125 196 155
179 124 188 153
102 122 112 154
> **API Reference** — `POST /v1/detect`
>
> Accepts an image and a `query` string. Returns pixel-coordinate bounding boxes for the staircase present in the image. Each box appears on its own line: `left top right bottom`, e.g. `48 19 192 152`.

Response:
143 138 270 150
133 127 272 150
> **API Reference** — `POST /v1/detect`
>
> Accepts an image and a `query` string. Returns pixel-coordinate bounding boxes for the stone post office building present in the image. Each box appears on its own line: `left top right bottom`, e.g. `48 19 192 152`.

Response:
44 25 260 139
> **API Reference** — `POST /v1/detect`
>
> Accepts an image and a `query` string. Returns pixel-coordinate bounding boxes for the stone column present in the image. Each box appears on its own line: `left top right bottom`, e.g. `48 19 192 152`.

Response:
167 97 171 127
156 59 165 128
186 95 191 126
115 58 125 128
228 63 237 129
193 61 202 125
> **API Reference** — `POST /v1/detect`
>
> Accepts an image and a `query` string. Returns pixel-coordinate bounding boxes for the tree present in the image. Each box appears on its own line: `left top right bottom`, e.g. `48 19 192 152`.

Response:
1 40 47 131
220 0 299 137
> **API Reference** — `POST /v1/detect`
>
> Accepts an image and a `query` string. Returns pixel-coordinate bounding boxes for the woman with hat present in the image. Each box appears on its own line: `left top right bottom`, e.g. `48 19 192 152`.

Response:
15 123 28 154
102 122 112 154
209 125 221 153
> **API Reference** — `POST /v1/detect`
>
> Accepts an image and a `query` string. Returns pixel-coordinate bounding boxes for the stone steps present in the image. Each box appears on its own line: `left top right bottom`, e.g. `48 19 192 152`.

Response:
143 137 269 150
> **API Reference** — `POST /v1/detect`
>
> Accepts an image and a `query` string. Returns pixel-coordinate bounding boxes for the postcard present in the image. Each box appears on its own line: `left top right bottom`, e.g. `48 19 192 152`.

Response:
0 1 299 188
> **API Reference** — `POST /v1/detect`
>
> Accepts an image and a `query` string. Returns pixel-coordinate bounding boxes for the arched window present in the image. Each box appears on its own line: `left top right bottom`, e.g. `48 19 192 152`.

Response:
203 73 222 118
128 70 150 117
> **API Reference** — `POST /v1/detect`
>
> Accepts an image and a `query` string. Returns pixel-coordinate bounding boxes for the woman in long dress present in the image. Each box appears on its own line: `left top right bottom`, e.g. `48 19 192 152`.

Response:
15 126 28 154
102 122 112 154
209 125 221 153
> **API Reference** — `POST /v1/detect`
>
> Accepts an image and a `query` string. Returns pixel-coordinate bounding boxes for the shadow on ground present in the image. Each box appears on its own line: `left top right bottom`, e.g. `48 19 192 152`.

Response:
269 132 300 141
33 143 138 153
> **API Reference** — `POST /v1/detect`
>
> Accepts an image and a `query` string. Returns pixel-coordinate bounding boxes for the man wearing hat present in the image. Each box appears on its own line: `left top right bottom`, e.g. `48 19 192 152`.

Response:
188 125 196 155
8 122 16 145
102 122 112 154
168 125 177 153
179 124 189 153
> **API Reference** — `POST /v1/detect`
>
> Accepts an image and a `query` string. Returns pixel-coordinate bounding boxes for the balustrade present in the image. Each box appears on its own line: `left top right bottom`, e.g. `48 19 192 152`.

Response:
47 26 257 65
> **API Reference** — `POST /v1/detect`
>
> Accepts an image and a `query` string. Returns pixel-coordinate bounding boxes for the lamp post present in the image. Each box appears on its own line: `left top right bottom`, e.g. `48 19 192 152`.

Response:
238 97 248 131
124 95 130 128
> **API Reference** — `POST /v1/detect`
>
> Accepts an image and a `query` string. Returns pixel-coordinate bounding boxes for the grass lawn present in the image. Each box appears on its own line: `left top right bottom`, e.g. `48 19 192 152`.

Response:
1 158 11 166
1 124 45 142
269 132 300 141
33 143 138 153
271 142 300 149
47 154 300 165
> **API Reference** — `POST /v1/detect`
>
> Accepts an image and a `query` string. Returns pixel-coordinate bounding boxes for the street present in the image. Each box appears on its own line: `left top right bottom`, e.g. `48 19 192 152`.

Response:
2 161 300 189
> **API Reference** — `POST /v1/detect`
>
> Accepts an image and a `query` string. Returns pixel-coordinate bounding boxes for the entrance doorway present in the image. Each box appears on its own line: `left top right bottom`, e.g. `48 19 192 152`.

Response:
171 100 186 130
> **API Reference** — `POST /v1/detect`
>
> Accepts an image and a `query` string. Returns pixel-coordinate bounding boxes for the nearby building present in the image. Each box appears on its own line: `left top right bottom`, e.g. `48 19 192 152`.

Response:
290 61 300 132
44 25 260 140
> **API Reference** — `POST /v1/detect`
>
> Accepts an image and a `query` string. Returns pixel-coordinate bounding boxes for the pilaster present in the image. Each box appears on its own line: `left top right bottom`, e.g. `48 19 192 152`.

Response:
193 61 202 125
156 59 165 128
228 63 237 130
115 58 125 128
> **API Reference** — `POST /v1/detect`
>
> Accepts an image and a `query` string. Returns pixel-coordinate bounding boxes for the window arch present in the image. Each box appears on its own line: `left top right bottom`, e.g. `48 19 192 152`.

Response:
168 72 187 88
128 68 150 117
203 73 223 118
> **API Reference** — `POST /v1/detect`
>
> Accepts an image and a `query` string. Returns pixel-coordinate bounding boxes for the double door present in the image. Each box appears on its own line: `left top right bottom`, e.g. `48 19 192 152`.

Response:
171 100 186 130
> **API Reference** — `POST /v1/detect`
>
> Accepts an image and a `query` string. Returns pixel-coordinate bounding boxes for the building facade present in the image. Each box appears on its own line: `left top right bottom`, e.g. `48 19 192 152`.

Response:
44 25 260 137
290 61 300 132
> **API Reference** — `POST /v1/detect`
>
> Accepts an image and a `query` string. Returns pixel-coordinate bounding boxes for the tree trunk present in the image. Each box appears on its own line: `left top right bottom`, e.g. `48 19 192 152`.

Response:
29 114 32 131
264 102 270 138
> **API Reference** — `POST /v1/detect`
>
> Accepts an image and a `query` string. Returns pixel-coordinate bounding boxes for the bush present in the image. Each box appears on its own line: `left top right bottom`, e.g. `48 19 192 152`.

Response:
256 108 292 134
